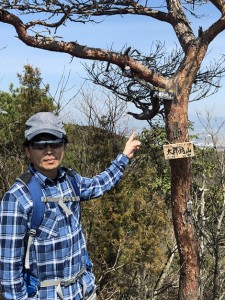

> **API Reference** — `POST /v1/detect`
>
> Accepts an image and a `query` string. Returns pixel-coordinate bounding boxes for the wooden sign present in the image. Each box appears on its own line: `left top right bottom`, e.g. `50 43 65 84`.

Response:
163 142 195 160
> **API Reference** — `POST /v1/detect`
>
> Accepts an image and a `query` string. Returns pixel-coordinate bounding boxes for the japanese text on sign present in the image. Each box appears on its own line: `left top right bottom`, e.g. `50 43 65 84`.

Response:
163 142 195 160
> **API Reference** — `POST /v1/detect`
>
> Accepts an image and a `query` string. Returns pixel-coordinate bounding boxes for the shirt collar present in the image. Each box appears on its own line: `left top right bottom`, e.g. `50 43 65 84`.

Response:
28 164 67 186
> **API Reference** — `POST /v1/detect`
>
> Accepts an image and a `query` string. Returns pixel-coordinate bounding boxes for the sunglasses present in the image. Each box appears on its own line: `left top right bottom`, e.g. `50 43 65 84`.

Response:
30 139 65 150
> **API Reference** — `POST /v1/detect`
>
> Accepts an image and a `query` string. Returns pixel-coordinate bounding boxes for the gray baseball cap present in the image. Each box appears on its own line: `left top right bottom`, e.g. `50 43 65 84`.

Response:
25 112 67 141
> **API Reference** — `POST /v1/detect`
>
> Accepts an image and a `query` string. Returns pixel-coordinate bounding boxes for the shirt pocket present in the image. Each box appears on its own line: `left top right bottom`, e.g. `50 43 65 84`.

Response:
36 210 59 240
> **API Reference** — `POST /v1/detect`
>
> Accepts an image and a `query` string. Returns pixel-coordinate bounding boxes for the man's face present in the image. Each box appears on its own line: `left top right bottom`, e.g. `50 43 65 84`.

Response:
25 133 66 179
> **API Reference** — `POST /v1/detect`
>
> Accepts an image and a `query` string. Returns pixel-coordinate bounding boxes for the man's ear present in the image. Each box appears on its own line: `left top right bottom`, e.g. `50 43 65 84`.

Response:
25 146 31 159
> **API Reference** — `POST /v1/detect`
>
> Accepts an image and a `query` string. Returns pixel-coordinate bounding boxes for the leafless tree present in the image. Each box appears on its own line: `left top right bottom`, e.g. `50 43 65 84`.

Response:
1 1 225 299
85 42 225 125
77 87 130 134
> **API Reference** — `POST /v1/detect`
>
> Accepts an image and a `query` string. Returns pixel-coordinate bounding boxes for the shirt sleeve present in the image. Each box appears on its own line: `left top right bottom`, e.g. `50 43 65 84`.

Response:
0 190 29 300
77 153 130 200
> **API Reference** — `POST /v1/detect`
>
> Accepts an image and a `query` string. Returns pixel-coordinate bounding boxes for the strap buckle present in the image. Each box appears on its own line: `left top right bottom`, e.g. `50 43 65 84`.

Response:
29 229 37 237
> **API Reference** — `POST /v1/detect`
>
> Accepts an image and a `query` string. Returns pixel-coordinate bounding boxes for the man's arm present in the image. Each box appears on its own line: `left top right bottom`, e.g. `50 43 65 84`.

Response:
77 132 141 200
0 191 28 300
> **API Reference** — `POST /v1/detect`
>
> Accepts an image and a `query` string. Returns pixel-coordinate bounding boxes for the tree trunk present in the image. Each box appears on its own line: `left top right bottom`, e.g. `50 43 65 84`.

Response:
171 158 199 300
164 96 200 300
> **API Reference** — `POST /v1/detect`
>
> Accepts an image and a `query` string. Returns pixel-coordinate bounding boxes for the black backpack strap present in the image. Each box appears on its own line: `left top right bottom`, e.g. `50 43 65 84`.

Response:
19 171 33 186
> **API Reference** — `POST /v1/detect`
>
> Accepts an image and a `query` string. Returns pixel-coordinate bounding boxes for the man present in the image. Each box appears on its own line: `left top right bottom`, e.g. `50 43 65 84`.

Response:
0 111 141 300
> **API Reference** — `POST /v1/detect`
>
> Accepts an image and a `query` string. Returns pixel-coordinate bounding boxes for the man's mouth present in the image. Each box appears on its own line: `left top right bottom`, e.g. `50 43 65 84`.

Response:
43 157 56 164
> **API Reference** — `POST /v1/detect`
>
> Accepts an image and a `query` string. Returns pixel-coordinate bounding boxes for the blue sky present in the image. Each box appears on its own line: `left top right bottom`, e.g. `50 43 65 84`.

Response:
1 3 225 130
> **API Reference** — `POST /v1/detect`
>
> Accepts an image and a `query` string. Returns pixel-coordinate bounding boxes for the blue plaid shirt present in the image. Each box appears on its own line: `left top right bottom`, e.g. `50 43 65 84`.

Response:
0 153 129 300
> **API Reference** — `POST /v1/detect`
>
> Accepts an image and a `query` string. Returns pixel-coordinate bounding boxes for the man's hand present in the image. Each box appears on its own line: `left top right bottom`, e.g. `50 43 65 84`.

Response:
123 131 141 159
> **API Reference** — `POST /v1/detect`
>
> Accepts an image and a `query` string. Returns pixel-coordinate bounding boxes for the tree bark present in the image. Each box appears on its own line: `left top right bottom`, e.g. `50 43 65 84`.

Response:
164 93 200 299
171 158 199 300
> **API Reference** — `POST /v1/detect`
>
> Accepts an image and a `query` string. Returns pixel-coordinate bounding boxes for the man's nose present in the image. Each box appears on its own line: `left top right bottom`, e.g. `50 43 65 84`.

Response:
45 145 54 152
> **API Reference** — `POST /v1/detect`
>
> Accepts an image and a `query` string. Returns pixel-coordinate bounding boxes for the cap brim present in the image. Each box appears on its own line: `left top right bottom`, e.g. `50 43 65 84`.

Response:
26 129 64 141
